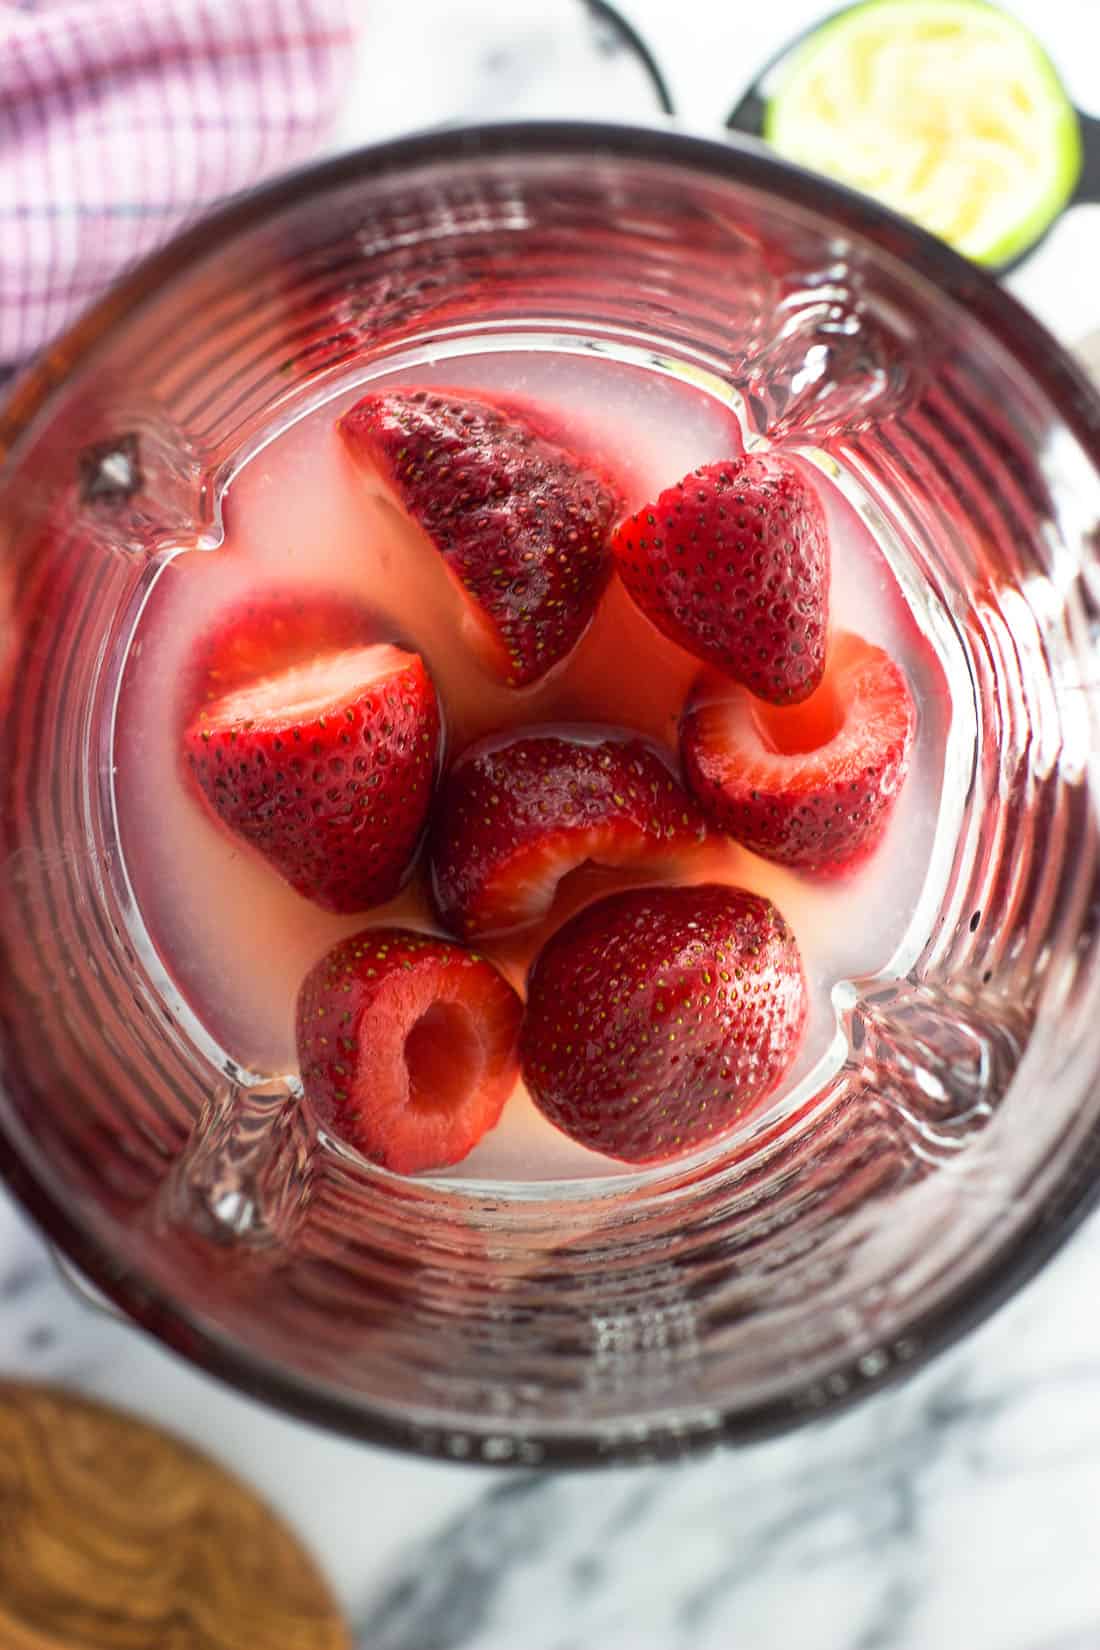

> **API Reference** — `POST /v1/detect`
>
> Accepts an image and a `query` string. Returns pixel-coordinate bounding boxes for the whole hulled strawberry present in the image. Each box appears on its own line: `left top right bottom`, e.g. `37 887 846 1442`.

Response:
184 642 440 913
297 927 523 1173
340 388 621 687
610 454 829 704
521 883 806 1164
681 631 915 874
430 726 708 940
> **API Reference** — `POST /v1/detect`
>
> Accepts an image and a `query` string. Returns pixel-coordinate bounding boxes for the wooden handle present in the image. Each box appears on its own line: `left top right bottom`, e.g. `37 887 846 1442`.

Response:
0 1382 351 1650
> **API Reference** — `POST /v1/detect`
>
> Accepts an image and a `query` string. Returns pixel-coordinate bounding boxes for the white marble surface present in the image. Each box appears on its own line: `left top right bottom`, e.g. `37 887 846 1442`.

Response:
7 1181 1100 1647
5 3 1100 1647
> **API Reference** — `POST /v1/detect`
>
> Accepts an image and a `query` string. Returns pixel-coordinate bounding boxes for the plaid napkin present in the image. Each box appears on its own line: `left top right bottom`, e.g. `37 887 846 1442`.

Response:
0 0 357 367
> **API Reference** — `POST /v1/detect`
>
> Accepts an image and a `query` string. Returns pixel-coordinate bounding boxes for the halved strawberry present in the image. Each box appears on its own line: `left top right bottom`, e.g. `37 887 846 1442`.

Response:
680 630 916 874
521 883 806 1164
183 643 440 913
296 927 523 1173
339 387 621 687
429 726 708 940
184 586 376 717
610 454 829 704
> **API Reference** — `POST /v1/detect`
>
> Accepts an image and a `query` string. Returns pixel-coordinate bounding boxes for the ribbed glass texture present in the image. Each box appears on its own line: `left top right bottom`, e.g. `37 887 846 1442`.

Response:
1 125 1098 1464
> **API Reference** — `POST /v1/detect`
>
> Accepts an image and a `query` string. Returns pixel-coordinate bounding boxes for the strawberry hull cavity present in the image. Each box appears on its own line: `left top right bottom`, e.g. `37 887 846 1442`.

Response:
521 883 807 1164
610 454 829 704
429 726 709 941
340 387 621 687
184 642 441 913
296 928 523 1173
681 630 916 875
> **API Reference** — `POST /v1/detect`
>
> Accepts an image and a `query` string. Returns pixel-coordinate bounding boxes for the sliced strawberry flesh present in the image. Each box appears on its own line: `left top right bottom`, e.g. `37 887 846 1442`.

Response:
296 928 523 1174
184 642 441 914
749 676 846 755
184 586 377 718
203 643 409 728
403 1002 483 1114
467 822 691 932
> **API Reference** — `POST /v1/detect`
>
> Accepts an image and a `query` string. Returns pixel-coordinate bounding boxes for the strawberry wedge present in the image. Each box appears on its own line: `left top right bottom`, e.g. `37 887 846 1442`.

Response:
340 387 621 687
610 454 829 705
184 642 440 912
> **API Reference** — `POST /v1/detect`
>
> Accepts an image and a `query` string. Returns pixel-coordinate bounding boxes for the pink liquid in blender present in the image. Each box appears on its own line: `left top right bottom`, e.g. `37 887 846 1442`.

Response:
114 347 951 1183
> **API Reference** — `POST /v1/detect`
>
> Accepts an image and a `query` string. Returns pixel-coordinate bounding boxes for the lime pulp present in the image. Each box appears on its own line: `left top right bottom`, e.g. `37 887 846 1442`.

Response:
764 0 1083 267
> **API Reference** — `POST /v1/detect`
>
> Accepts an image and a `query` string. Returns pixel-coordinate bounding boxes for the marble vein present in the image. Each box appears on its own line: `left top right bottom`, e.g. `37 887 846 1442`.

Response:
351 1207 1100 1649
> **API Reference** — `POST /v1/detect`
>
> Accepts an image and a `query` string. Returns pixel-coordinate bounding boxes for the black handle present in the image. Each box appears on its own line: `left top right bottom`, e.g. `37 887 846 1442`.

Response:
581 0 676 117
726 87 766 139
1074 111 1100 206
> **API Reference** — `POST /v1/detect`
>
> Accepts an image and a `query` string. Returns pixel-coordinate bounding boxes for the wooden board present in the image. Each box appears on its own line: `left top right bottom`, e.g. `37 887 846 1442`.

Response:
0 1382 351 1650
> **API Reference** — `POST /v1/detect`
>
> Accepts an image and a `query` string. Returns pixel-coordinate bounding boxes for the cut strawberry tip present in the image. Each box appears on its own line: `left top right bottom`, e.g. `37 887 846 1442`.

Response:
608 453 830 706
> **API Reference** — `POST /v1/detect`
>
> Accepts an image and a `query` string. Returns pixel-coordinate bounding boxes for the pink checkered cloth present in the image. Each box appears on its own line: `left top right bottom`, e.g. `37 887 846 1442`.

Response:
0 0 358 367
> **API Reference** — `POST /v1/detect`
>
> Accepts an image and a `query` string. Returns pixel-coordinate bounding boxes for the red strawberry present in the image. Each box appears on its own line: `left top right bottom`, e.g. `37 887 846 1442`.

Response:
183 643 440 913
521 883 806 1164
296 927 523 1173
680 630 915 874
610 454 829 704
339 387 621 687
184 586 376 718
430 727 708 940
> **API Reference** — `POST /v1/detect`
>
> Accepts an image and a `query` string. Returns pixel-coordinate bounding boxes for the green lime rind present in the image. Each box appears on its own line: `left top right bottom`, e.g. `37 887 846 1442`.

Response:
763 0 1083 267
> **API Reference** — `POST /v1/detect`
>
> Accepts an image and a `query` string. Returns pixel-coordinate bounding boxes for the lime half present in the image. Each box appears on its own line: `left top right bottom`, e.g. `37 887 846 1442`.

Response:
764 0 1083 266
